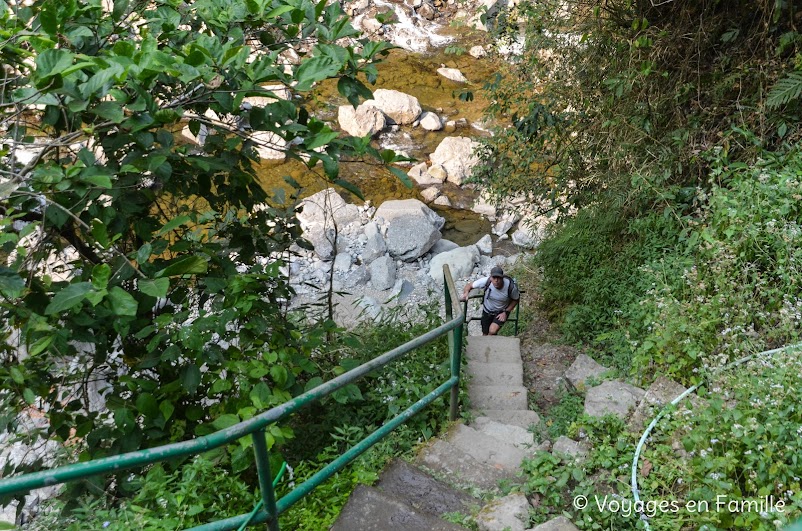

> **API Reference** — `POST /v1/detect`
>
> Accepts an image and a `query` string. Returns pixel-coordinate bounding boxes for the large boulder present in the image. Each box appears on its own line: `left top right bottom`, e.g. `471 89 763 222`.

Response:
361 223 387 264
374 199 444 261
338 103 387 137
428 245 480 283
369 255 396 290
365 89 422 125
297 188 361 233
584 381 646 420
430 136 481 185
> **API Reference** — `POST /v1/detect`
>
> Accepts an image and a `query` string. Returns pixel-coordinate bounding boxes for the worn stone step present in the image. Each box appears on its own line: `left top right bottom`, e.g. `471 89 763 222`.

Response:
466 360 523 386
478 409 541 430
469 385 528 411
415 439 511 492
472 417 535 449
330 484 467 531
376 459 480 517
465 336 521 363
446 423 529 470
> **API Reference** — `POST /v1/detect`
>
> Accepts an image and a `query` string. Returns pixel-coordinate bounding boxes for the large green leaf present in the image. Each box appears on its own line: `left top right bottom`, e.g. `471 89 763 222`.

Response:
35 48 74 78
0 267 25 299
45 282 92 314
108 286 138 316
157 215 193 236
156 256 208 278
139 277 169 298
294 56 341 91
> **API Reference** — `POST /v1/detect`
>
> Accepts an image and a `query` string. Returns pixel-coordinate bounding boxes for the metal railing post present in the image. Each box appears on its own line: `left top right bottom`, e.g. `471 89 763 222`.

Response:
443 265 463 422
252 430 279 531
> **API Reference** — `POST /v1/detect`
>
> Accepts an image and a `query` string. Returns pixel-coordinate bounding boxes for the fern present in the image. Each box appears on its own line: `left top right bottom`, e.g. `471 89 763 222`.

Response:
766 71 802 109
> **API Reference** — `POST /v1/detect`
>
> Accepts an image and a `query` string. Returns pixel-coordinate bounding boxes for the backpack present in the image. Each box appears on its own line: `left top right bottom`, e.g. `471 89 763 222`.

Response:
483 275 519 307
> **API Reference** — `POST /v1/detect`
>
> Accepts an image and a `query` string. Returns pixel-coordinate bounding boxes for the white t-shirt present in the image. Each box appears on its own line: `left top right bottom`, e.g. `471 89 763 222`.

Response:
471 276 520 314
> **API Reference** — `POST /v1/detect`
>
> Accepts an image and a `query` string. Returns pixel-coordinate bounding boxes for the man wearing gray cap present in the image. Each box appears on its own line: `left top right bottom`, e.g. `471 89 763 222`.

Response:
460 266 520 335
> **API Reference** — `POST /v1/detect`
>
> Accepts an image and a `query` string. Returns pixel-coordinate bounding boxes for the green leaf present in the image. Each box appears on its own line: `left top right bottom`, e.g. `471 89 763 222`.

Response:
294 56 341 92
136 393 159 418
212 413 241 430
389 167 414 189
156 256 208 278
0 267 25 299
137 243 152 265
23 388 37 405
305 130 339 150
304 376 323 392
270 365 288 387
766 71 802 109
160 400 175 420
157 215 192 236
337 77 373 107
181 364 201 394
265 4 295 19
90 101 125 123
108 286 138 316
333 178 364 200
91 263 112 289
81 173 113 189
10 366 25 384
28 335 54 356
45 282 93 314
113 0 129 21
139 278 169 298
91 219 111 249
36 48 74 78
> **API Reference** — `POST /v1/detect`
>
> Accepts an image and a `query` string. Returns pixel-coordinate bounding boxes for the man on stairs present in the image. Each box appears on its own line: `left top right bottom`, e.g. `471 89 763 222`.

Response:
460 266 520 336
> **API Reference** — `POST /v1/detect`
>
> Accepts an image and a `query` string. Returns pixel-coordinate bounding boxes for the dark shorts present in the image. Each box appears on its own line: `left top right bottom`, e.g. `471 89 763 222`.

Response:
481 310 506 335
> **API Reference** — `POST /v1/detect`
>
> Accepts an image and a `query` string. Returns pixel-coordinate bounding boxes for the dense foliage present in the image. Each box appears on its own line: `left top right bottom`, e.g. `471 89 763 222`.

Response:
0 0 404 510
475 0 802 529
24 304 457 529
477 0 802 375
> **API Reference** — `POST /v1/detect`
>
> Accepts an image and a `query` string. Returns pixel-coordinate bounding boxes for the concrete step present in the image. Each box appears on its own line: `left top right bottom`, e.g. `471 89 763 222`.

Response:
415 439 512 492
330 484 468 531
446 423 529 470
376 459 479 517
477 409 541 430
468 385 528 411
466 360 523 386
472 417 535 449
465 336 521 364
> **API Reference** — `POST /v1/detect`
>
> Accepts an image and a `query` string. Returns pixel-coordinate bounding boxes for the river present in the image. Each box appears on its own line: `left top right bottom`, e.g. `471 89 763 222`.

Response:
254 29 513 249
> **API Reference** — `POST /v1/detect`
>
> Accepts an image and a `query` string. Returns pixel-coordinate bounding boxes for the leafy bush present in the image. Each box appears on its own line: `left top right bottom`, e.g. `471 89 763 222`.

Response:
632 147 802 382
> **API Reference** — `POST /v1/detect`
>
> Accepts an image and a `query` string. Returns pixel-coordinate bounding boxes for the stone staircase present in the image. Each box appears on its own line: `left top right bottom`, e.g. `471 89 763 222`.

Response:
331 335 570 531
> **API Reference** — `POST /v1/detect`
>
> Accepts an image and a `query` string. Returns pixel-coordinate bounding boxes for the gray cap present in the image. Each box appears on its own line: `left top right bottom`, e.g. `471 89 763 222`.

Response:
490 266 504 278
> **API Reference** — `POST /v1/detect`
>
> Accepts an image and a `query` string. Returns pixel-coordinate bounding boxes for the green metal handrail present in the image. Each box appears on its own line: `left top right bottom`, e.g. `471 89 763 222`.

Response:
0 265 466 530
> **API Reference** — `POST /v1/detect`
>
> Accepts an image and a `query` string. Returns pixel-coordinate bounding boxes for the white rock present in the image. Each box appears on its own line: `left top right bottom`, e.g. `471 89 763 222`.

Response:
436 67 468 83
419 111 443 131
428 245 479 283
364 89 422 125
420 187 441 203
338 103 387 137
469 45 487 58
427 163 448 182
408 162 442 185
475 234 493 255
430 136 481 185
433 195 451 206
